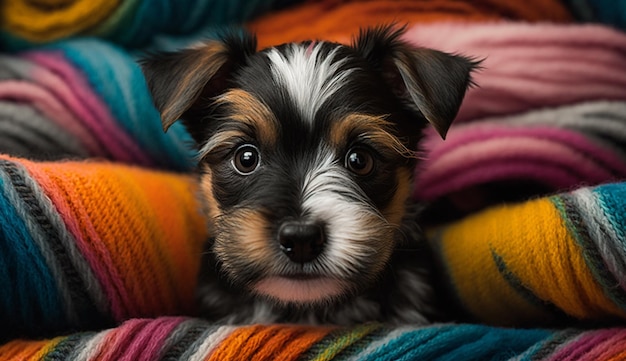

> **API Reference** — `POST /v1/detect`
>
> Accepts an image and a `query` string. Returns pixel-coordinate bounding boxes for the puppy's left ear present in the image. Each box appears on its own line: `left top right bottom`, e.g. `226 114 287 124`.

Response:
354 25 479 139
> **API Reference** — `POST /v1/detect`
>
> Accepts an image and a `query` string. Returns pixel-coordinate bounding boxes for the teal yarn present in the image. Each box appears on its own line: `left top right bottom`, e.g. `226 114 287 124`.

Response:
358 324 549 361
50 39 196 171
0 0 302 51
595 183 626 248
97 0 300 48
0 172 65 340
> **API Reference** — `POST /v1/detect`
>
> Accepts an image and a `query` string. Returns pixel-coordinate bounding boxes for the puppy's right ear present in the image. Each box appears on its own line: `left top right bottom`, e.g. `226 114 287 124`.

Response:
140 32 256 138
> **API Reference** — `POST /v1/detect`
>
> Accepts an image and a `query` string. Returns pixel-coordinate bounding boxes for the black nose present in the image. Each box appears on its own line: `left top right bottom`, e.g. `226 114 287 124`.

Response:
278 222 325 263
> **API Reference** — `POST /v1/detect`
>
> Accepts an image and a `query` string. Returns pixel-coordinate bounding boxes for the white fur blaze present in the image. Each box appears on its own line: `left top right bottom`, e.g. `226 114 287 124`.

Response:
266 43 356 124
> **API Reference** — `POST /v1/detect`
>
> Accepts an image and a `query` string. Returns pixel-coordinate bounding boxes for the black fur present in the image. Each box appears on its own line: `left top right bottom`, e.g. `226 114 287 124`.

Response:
141 25 478 325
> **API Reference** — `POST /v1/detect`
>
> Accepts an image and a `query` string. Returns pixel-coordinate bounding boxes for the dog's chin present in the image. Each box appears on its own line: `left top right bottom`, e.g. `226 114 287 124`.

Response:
252 275 348 305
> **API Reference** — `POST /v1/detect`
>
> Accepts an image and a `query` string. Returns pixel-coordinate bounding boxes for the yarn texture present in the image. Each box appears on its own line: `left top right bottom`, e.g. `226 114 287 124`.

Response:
2 0 626 359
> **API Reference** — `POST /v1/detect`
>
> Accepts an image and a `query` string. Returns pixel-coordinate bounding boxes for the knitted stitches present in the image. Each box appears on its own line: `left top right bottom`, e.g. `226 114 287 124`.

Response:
2 0 626 358
432 182 626 326
7 318 626 361
0 156 208 340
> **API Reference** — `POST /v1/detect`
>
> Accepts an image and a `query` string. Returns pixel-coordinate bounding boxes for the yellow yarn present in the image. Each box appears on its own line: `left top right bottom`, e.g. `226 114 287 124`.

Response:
1 0 121 42
435 197 626 325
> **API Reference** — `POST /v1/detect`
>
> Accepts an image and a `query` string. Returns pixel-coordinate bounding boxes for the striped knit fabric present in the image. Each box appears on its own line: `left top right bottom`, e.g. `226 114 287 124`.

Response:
0 155 208 341
5 318 626 361
2 0 626 360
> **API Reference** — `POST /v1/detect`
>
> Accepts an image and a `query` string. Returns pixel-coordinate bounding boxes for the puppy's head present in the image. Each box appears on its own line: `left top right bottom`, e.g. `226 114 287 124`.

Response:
142 26 477 307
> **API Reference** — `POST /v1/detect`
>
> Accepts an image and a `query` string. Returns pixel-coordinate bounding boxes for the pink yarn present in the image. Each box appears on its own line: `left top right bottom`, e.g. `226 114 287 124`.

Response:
0 80 104 155
402 23 626 122
548 328 625 361
18 159 135 321
414 103 626 201
120 317 185 361
23 51 154 165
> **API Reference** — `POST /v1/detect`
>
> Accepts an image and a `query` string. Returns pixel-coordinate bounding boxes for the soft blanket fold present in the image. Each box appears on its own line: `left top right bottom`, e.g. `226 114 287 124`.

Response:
2 0 626 359
4 318 626 361
0 156 207 341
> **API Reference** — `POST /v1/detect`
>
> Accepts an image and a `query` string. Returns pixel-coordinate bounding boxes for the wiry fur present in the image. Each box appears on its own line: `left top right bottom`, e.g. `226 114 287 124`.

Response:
141 25 478 325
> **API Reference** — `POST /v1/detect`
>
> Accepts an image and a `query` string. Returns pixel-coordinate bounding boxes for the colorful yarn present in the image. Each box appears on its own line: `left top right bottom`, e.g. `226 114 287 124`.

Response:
0 156 208 341
0 0 300 49
432 182 626 327
0 41 195 170
401 22 626 123
5 318 626 361
414 101 626 205
0 318 569 361
248 0 572 49
2 0 626 358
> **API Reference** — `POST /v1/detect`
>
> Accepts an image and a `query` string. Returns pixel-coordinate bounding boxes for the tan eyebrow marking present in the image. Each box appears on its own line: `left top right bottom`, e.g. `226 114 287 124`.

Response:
199 89 279 159
330 113 415 158
214 89 278 145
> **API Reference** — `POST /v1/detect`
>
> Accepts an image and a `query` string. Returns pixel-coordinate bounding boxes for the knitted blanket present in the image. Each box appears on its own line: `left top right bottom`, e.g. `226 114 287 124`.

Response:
5 319 626 361
2 0 626 360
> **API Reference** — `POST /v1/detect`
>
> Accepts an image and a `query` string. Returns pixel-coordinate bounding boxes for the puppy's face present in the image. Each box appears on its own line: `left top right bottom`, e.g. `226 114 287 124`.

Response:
142 26 476 307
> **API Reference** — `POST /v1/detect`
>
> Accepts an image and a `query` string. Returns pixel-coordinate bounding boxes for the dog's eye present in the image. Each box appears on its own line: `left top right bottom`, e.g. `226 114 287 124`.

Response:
345 147 374 176
232 144 261 175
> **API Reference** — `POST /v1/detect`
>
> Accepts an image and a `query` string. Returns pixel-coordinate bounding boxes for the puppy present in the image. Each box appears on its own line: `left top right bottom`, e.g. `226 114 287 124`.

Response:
141 25 477 325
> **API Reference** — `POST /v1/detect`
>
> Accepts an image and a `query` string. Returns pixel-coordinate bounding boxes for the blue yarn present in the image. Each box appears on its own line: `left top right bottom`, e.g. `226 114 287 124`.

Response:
362 325 549 361
47 39 196 171
594 182 626 244
0 176 65 338
432 325 549 361
1 0 302 51
363 325 449 360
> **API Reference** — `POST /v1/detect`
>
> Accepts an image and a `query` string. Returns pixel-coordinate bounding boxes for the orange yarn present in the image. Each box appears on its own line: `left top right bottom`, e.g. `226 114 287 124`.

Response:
248 0 573 49
10 156 208 321
207 325 334 361
0 338 61 361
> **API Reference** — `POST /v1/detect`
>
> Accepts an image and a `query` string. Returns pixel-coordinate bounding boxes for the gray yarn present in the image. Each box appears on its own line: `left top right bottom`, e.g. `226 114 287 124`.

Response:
493 101 626 136
0 161 110 327
0 102 88 160
567 188 626 290
472 101 626 163
0 55 33 81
